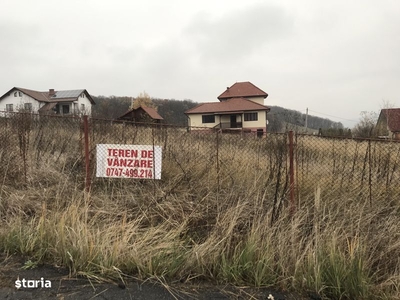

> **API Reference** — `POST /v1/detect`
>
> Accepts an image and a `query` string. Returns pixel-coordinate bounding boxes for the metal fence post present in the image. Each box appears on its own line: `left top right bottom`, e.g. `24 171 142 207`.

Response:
288 131 296 215
83 115 91 192
216 129 220 194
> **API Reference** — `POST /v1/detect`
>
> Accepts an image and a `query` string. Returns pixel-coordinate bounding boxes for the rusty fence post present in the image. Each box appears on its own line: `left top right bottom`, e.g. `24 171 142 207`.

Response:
216 130 220 194
83 115 91 192
288 131 296 216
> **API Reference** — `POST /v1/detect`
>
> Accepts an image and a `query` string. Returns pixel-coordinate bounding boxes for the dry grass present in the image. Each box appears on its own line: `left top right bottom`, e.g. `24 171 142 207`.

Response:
0 115 400 299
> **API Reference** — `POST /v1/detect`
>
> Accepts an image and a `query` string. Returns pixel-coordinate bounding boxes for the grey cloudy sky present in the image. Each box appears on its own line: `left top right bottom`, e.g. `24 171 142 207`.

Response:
1 0 400 127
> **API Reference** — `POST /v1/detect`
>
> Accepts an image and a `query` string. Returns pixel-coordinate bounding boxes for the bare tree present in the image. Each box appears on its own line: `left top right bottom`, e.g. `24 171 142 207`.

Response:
353 111 378 138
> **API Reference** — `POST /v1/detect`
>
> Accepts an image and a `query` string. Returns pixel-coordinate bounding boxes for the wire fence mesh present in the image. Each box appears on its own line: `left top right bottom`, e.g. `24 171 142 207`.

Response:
1 111 400 214
0 112 83 186
296 133 400 205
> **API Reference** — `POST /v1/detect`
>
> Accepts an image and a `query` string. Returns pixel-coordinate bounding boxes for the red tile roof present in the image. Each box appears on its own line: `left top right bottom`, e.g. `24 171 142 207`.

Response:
380 108 400 132
140 106 164 120
185 98 269 114
218 82 268 100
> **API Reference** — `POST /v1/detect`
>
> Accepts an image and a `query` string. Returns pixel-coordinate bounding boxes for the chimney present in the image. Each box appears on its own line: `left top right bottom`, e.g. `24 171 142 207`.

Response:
49 89 55 96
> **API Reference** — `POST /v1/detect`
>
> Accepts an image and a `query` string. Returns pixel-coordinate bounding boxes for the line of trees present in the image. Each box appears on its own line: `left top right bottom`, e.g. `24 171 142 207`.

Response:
92 95 198 126
92 95 351 133
267 106 348 135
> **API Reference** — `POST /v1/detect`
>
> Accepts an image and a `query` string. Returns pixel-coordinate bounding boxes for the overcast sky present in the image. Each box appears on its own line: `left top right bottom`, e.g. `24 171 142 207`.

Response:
1 0 399 127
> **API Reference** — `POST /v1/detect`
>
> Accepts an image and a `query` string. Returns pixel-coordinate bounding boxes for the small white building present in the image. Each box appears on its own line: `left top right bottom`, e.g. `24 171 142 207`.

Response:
0 87 95 115
185 82 270 135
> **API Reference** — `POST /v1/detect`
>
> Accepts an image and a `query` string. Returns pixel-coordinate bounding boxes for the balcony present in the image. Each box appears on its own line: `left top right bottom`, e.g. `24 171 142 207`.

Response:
215 122 243 129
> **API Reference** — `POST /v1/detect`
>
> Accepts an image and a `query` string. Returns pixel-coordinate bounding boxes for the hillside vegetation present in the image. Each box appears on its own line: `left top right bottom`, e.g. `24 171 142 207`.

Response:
92 96 345 132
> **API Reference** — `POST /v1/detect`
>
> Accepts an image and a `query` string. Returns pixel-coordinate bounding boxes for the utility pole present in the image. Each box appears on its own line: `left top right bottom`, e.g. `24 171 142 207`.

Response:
305 107 308 134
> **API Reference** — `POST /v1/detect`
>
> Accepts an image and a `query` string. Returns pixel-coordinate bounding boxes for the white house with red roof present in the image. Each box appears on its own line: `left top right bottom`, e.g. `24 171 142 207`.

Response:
185 82 270 135
0 87 95 116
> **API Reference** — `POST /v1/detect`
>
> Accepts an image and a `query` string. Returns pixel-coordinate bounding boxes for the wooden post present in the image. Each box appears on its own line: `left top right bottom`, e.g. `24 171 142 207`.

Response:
288 131 296 215
83 115 91 192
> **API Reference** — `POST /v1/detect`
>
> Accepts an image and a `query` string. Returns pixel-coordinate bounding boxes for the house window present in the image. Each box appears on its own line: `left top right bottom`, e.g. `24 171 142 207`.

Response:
6 104 13 112
13 91 21 97
202 115 215 123
81 104 85 112
80 93 85 98
24 103 32 111
244 112 258 121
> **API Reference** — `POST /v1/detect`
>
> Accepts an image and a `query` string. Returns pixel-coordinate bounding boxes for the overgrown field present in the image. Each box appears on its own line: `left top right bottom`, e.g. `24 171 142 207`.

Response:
0 114 400 299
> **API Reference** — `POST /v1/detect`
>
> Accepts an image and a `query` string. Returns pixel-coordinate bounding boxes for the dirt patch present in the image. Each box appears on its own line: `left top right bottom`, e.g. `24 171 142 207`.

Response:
0 254 309 299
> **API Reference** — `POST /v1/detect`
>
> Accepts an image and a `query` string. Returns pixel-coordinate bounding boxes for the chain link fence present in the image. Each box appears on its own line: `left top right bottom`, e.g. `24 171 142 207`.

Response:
1 111 400 213
296 133 400 205
0 111 83 186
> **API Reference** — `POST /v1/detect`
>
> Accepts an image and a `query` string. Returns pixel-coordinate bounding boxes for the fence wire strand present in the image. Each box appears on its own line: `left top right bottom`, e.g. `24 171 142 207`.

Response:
1 111 399 213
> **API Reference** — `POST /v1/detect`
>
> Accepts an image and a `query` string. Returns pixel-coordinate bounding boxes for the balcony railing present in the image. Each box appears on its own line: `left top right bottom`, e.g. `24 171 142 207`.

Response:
214 122 243 129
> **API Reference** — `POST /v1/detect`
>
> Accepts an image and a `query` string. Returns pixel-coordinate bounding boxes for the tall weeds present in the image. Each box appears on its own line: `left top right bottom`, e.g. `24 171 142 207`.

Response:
0 116 399 299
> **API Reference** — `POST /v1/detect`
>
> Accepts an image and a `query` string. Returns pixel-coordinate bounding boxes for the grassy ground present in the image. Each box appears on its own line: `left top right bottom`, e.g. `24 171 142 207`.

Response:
0 116 400 299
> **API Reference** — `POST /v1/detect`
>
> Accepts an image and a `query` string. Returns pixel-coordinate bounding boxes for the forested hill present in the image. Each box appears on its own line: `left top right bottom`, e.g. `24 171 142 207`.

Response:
267 106 344 133
92 96 343 131
92 96 198 126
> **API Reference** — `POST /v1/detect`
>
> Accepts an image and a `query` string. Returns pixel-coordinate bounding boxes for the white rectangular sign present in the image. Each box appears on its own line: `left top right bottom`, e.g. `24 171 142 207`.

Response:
96 144 162 179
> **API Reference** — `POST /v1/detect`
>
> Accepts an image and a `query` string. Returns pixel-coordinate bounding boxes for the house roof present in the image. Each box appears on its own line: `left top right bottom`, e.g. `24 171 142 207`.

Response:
16 88 49 102
118 105 164 120
0 87 96 104
38 102 58 112
141 106 163 120
51 90 85 99
379 108 400 132
185 98 270 114
218 82 268 100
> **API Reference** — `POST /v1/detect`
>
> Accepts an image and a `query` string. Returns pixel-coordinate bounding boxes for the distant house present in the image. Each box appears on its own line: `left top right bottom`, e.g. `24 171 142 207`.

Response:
375 108 400 139
116 105 163 124
0 87 95 115
185 81 270 135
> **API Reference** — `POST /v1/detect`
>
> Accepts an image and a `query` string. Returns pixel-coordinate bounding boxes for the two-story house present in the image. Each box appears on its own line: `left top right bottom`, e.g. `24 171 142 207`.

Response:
0 87 95 115
185 82 270 135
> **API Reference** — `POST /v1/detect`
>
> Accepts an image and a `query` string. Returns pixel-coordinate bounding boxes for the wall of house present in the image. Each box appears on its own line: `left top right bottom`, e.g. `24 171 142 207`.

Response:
76 92 92 115
242 111 267 132
220 96 265 105
188 111 267 132
59 94 92 115
0 92 41 112
188 114 218 129
220 115 235 123
246 96 265 105
375 118 389 137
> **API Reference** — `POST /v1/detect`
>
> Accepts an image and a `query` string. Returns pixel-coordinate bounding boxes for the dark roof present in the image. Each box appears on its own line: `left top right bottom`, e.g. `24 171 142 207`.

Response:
38 102 57 112
15 88 49 102
185 98 270 114
118 105 164 120
218 82 268 100
0 87 96 104
380 108 400 132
